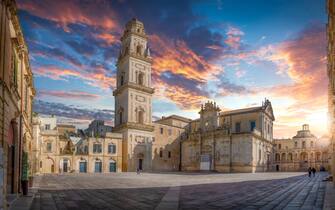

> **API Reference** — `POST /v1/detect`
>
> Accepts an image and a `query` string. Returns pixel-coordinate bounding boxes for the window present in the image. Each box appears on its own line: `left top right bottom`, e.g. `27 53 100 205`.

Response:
93 144 102 153
138 110 144 124
168 129 172 136
294 141 297 148
138 72 144 85
168 151 171 158
47 142 52 152
159 150 163 158
12 50 18 88
45 124 50 130
302 141 306 148
136 45 142 55
250 121 256 131
311 141 314 147
40 161 42 168
160 128 164 134
108 144 116 154
120 75 124 86
258 149 261 161
235 122 241 133
278 144 281 149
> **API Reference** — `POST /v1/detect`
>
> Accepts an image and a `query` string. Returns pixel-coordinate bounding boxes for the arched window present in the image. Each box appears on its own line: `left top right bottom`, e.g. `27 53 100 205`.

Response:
288 153 293 162
281 153 286 162
136 44 142 55
138 110 144 124
120 75 124 86
310 141 314 147
138 72 144 85
275 153 280 162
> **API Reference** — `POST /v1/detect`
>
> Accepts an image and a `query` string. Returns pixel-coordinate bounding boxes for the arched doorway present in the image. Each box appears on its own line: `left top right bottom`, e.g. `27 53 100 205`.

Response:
137 153 144 170
61 158 70 173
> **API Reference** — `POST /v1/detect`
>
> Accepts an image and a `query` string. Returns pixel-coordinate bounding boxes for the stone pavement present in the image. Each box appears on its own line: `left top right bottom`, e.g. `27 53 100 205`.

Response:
24 172 329 210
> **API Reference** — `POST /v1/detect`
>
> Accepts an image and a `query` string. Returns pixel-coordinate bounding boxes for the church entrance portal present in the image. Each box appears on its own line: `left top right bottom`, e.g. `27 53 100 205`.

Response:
139 159 143 170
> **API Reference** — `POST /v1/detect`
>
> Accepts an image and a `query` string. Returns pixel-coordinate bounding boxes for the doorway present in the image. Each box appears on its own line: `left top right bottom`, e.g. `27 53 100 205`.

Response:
95 161 102 173
138 159 143 170
276 165 279 171
79 161 87 173
109 161 116 172
63 160 68 173
6 145 15 194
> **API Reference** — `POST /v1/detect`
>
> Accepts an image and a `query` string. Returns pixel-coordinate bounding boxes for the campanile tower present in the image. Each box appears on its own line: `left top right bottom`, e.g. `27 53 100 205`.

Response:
113 18 154 171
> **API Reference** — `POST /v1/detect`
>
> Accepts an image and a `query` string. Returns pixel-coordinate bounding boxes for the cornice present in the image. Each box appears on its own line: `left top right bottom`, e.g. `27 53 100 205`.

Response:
117 52 152 66
113 82 154 96
113 122 154 132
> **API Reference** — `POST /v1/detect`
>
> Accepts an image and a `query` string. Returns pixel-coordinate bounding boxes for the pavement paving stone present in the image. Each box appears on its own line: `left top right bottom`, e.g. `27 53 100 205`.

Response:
28 172 329 210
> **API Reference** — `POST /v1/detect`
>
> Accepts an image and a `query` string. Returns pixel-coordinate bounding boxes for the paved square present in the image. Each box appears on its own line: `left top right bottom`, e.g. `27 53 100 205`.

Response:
30 172 327 210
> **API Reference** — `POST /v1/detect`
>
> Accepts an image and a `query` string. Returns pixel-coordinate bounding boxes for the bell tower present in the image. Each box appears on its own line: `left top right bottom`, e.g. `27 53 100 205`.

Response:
113 18 154 172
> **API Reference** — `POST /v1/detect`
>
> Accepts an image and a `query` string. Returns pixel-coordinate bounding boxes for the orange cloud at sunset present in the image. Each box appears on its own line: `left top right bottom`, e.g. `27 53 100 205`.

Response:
150 34 220 82
18 0 120 32
34 66 115 90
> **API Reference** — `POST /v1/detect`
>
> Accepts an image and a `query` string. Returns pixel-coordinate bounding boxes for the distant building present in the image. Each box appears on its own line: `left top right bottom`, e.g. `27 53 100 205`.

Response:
274 125 330 172
32 115 122 174
85 120 112 137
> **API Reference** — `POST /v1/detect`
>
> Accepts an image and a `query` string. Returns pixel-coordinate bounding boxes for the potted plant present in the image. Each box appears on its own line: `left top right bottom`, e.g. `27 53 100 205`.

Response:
21 151 29 195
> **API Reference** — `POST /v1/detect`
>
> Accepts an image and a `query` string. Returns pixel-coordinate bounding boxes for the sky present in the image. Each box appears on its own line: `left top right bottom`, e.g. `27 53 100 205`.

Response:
17 0 328 138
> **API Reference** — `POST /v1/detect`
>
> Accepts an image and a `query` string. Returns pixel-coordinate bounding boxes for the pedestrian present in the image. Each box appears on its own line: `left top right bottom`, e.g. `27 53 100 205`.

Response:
312 167 316 177
308 167 312 177
136 168 140 175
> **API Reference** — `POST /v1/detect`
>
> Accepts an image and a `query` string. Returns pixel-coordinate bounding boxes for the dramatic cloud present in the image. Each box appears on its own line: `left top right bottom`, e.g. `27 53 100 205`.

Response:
38 90 100 100
34 65 116 90
33 100 115 125
18 0 120 32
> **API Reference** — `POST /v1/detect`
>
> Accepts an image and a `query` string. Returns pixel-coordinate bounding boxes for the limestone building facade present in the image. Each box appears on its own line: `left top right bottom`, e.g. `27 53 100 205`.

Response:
32 115 123 174
181 100 275 173
327 0 335 184
274 125 330 172
0 0 35 208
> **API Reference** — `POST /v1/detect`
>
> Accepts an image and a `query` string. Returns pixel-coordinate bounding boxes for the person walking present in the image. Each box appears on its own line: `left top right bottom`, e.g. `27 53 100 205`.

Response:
312 167 316 177
308 167 312 177
136 167 140 175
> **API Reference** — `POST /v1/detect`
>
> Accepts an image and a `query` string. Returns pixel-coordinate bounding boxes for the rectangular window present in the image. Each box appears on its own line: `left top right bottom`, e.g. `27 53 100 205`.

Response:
295 142 297 148
47 143 52 152
168 151 171 158
12 50 18 88
159 150 163 158
160 128 163 134
235 122 241 133
250 121 256 131
93 144 102 153
45 124 50 130
302 141 306 148
168 129 172 136
108 144 116 154
278 144 281 149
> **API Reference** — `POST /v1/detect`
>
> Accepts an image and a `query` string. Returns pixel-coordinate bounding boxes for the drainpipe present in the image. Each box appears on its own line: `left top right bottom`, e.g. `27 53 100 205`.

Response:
179 138 182 171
